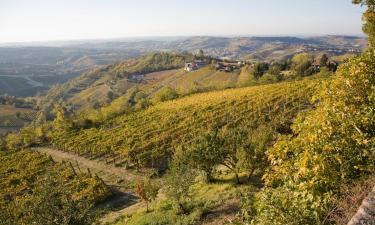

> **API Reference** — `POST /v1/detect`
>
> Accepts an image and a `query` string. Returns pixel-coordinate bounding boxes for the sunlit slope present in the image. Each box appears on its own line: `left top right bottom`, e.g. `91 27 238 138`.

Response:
140 67 240 96
52 78 322 167
40 52 190 111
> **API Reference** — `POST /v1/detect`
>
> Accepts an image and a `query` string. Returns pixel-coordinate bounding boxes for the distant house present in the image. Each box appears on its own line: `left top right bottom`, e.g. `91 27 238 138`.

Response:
184 62 198 72
131 74 144 81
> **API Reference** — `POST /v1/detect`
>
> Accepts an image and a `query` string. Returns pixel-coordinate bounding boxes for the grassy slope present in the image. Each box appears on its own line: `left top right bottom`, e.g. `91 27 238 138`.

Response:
51 77 323 167
40 52 191 111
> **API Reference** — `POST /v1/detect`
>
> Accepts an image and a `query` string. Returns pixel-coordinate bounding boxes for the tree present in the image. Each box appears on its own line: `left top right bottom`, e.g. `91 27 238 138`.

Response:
319 54 329 67
197 49 204 58
268 63 283 81
152 87 179 103
250 48 375 225
220 126 271 184
165 148 198 214
52 105 71 134
134 179 159 213
353 0 375 46
292 53 314 76
238 125 272 181
106 91 115 101
252 62 269 79
186 129 226 182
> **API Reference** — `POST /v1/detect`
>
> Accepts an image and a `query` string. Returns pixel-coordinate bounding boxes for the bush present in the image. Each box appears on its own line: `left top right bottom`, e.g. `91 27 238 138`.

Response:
152 87 179 103
248 50 375 224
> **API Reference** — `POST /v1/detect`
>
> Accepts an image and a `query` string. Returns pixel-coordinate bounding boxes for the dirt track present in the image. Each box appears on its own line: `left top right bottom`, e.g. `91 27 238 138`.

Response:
33 147 145 224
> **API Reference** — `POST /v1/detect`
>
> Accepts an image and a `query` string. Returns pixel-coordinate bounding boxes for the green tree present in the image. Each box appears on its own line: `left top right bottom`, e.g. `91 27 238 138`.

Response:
353 0 375 46
165 148 198 214
152 87 179 103
268 63 284 81
250 49 375 225
252 62 269 79
187 129 226 182
292 53 314 76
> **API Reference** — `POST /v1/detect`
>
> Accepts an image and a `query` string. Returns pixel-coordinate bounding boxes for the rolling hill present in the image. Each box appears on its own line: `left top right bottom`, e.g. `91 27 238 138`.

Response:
38 52 194 113
48 77 322 169
0 35 366 97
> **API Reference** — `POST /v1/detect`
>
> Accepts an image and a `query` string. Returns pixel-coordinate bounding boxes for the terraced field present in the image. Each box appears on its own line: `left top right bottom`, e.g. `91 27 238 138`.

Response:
50 77 323 168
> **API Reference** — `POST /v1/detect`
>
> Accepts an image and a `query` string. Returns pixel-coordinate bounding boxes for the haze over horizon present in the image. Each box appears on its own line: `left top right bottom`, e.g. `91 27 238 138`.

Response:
0 0 366 44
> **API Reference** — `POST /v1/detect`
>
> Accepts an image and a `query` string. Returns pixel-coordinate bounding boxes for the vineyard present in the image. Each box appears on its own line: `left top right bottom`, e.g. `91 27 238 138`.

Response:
0 148 111 224
50 77 324 169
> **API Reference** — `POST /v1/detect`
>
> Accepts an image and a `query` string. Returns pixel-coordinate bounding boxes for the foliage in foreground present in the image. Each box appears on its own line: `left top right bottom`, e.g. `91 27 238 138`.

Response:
247 50 375 225
0 148 111 225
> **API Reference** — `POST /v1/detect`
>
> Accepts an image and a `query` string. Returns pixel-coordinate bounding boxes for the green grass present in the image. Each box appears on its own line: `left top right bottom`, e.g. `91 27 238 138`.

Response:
112 178 248 225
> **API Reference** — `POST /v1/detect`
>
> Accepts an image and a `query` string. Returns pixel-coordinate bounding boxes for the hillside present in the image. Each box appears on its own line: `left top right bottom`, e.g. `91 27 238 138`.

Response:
38 52 193 113
0 148 111 224
39 48 338 116
0 47 141 97
0 35 366 97
47 77 321 169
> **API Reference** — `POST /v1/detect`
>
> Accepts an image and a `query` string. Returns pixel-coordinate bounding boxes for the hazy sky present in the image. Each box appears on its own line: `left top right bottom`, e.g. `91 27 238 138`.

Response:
0 0 365 43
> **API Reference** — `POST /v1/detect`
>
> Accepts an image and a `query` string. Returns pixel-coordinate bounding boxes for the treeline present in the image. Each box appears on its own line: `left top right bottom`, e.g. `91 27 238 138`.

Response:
0 95 36 109
240 53 337 85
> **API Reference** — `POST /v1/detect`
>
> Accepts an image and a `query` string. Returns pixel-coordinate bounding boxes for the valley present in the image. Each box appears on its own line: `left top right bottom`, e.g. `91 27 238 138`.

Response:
0 1 374 224
0 35 366 97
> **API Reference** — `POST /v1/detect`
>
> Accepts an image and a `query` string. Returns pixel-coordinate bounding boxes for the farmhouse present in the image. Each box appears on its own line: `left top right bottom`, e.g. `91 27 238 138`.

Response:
131 74 144 81
184 60 207 72
184 62 198 72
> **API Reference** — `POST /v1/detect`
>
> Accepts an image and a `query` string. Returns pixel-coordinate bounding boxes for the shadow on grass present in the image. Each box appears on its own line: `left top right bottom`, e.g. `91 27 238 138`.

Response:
97 189 139 211
211 173 264 188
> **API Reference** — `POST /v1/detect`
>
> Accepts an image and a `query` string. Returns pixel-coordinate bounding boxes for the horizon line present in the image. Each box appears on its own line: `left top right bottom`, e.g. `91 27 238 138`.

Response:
0 33 367 46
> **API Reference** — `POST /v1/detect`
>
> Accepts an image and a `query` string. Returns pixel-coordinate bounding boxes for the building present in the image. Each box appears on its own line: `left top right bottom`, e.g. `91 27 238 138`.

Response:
131 74 144 81
184 62 198 72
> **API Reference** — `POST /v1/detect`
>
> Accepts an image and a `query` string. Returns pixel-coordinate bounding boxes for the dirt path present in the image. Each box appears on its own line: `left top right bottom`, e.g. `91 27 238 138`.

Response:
33 147 145 224
35 147 142 187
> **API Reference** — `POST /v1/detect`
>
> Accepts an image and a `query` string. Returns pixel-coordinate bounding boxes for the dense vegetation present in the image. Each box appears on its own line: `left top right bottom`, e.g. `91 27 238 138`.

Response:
0 146 111 225
36 78 321 170
1 1 373 224
245 49 375 225
243 1 375 224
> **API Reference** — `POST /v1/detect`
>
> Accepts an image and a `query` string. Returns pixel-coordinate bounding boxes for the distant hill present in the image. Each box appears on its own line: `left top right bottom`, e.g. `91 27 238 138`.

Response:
0 35 366 97
38 52 263 114
38 52 194 113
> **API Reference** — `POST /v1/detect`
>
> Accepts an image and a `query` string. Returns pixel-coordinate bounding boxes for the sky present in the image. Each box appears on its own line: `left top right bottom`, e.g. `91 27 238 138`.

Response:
0 0 366 43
